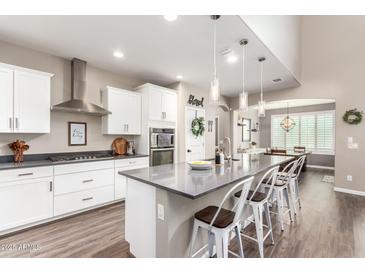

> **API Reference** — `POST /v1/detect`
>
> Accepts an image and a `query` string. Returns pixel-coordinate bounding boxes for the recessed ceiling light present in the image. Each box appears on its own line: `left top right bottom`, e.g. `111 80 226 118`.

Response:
113 51 124 58
164 15 178 22
226 55 238 63
272 77 284 83
176 75 183 80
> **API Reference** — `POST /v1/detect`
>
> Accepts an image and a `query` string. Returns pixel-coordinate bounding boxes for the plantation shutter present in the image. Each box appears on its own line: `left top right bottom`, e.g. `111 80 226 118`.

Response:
271 110 335 154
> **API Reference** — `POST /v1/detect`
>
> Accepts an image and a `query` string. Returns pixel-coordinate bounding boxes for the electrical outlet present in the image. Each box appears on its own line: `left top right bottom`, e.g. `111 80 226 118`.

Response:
347 175 353 182
157 204 164 220
348 137 353 144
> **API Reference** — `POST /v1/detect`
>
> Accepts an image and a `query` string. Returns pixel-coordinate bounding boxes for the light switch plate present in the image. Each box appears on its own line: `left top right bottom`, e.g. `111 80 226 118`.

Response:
347 175 353 182
157 204 164 220
348 143 359 149
348 137 353 144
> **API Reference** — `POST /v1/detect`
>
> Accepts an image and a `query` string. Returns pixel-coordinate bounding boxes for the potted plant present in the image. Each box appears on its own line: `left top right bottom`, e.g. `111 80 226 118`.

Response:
251 141 257 150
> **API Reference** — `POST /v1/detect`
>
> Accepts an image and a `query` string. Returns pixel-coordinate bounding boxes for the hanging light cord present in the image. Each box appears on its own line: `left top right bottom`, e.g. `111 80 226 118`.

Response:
242 43 245 94
213 20 217 78
260 60 263 102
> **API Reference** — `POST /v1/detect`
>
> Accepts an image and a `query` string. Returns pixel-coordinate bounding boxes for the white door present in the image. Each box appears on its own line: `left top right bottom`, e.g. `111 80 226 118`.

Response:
149 88 163 121
162 92 177 122
0 178 53 231
186 107 205 161
13 70 51 133
125 93 142 134
0 67 14 133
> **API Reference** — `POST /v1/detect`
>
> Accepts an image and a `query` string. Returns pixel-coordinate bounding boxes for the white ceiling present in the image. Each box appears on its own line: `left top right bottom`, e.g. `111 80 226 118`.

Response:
250 99 335 110
0 15 300 97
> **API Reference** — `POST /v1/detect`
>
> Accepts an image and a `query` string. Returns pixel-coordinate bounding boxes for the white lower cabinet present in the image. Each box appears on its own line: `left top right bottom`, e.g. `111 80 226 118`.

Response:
0 157 149 234
53 161 115 216
0 176 53 231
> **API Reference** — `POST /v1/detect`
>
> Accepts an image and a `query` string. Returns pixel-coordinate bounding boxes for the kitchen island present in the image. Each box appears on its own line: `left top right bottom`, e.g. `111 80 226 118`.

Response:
119 154 293 258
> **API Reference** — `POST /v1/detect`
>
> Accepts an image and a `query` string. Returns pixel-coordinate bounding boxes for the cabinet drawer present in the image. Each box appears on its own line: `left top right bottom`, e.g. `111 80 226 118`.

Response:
114 157 148 168
54 168 114 195
0 166 53 183
54 160 114 175
54 185 114 216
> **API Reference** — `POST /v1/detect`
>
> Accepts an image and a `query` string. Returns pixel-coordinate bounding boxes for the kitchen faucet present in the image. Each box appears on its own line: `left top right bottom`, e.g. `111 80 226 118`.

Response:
223 137 232 161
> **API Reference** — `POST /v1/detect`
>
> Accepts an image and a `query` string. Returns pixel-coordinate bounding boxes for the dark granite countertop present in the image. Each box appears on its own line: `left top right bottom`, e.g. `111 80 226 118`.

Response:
0 154 149 171
119 154 294 199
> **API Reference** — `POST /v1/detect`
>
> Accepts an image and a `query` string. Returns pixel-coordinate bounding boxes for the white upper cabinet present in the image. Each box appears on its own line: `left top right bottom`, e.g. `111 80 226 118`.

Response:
102 86 142 135
14 70 52 133
0 63 53 134
136 83 177 123
162 91 177 123
0 67 14 133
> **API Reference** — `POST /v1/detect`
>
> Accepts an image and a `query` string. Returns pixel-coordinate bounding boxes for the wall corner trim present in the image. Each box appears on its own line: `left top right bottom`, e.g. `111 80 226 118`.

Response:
334 187 365 197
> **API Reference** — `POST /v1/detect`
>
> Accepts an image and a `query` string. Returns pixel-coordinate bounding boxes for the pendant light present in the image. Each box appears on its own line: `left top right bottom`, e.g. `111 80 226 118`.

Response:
257 57 266 117
209 15 221 105
239 39 248 114
280 102 296 132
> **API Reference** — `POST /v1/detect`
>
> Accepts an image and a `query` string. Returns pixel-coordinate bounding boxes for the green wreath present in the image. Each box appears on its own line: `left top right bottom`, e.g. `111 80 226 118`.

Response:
343 108 363 125
191 117 205 137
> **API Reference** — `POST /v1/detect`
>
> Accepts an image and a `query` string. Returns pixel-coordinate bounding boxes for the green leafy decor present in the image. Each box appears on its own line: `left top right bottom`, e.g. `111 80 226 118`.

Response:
343 108 363 125
191 117 205 137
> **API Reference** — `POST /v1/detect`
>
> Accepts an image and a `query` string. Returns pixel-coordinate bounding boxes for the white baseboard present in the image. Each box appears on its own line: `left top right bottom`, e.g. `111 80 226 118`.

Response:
307 165 335 170
334 187 365 197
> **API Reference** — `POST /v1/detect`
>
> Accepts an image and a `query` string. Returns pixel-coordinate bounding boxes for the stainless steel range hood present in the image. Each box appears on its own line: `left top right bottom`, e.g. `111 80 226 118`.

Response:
51 58 111 116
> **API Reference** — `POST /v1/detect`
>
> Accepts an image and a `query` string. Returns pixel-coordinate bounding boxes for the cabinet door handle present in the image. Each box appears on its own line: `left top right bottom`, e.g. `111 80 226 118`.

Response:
82 179 94 183
82 197 93 201
15 118 19 129
9 117 12 130
127 124 129 132
49 181 53 192
129 161 136 164
18 172 34 177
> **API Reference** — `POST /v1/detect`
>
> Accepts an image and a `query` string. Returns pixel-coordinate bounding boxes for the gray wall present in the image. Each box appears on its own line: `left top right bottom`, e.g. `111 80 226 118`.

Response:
259 103 335 167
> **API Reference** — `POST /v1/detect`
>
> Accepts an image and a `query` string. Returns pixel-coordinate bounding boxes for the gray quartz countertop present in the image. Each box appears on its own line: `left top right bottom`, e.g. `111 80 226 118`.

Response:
0 154 149 171
119 154 294 199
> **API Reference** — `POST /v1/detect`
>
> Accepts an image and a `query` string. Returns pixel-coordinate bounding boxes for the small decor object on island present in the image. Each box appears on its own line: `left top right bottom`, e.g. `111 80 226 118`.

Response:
191 117 205 137
9 140 29 163
343 108 363 125
112 137 128 155
68 122 87 146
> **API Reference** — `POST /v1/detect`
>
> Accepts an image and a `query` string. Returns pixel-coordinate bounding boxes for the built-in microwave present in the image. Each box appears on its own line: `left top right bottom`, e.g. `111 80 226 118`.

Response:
150 128 175 166
150 128 175 148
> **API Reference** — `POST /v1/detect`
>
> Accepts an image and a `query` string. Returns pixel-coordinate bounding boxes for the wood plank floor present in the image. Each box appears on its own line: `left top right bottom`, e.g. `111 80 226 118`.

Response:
0 169 364 258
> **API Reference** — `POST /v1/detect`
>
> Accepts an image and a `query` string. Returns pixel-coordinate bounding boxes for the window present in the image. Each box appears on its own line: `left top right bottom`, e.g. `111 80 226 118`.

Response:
271 110 335 154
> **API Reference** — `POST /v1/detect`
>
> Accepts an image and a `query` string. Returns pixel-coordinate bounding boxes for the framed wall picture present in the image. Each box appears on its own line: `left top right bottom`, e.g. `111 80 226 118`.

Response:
68 122 87 146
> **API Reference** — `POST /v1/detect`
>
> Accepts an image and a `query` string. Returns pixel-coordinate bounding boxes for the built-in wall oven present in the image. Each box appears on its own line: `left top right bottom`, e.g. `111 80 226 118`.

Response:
150 128 175 166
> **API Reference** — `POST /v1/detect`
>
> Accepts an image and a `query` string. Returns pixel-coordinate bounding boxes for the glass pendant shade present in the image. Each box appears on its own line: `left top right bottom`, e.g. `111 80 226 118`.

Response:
239 92 248 113
209 76 220 104
258 100 266 117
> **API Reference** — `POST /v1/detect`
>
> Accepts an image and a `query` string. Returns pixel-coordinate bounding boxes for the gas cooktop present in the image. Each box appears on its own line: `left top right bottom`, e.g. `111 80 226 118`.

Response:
48 153 113 163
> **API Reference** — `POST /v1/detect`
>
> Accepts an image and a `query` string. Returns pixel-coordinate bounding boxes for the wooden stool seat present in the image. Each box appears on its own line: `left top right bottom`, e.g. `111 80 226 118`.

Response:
194 206 235 228
234 190 266 202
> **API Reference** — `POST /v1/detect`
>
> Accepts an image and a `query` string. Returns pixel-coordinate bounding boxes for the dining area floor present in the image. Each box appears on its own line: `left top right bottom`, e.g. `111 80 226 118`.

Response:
0 168 364 258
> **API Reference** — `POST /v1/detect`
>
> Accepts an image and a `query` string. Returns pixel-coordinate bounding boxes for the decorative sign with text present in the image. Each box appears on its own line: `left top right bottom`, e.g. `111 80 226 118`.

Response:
187 94 204 107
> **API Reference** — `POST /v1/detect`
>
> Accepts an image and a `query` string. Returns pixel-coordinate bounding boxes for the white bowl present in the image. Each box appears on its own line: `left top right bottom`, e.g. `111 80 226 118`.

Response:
188 161 213 170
